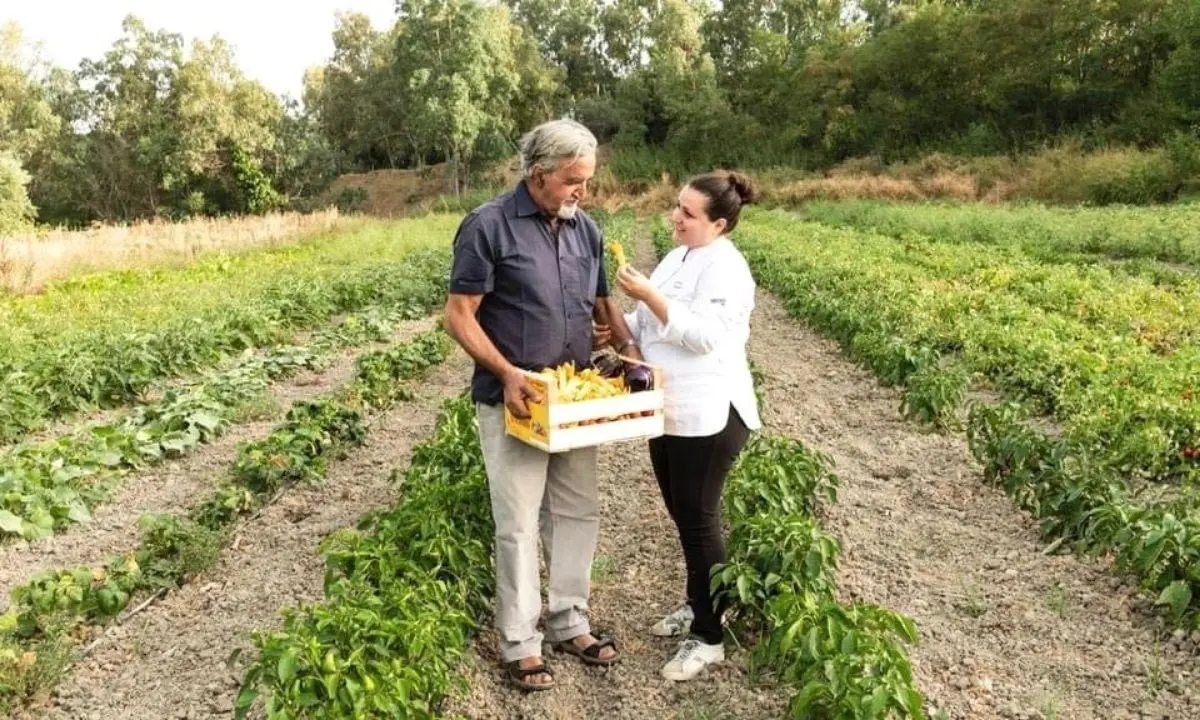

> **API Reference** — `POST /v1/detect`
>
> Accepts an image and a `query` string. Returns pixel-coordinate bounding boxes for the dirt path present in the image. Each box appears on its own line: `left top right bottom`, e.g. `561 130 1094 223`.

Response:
445 228 792 720
13 327 468 720
0 316 439 606
748 290 1200 720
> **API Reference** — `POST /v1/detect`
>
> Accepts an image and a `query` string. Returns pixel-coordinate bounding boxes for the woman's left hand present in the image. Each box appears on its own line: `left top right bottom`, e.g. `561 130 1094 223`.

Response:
617 265 656 303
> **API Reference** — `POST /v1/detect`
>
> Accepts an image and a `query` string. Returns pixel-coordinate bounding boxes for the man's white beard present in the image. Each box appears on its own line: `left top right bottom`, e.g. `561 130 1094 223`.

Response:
556 202 579 220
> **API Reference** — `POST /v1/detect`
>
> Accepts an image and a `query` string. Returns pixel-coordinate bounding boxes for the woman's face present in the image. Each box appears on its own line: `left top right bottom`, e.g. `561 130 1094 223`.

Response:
670 186 726 248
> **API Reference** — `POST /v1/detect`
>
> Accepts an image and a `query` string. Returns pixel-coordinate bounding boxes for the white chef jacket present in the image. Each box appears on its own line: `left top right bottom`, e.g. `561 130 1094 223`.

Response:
623 236 762 437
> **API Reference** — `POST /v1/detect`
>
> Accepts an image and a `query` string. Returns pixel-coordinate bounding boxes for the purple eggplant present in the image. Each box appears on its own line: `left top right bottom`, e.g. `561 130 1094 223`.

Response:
624 364 654 392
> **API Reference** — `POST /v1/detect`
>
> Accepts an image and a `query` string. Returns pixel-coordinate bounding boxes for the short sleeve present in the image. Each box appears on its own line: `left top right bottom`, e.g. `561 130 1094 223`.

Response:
448 212 494 295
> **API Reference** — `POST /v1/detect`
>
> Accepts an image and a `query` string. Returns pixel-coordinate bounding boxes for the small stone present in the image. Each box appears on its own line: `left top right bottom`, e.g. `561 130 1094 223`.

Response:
1112 710 1134 720
954 676 971 690
985 559 1002 570
979 677 994 693
1141 702 1168 719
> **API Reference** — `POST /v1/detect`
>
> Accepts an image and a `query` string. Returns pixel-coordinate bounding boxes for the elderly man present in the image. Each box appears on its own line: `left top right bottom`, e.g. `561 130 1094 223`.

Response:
443 118 640 691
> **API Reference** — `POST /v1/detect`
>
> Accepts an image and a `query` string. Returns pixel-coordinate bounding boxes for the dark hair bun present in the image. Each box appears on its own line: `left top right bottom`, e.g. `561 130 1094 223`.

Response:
685 169 759 233
724 171 758 206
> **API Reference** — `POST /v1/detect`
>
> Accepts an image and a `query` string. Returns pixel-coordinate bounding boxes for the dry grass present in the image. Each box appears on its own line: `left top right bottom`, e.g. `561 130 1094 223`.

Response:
326 158 525 217
765 171 981 205
0 209 346 294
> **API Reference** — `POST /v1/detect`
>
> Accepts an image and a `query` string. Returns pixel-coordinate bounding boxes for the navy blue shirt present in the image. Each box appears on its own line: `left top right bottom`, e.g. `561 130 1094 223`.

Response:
449 181 609 406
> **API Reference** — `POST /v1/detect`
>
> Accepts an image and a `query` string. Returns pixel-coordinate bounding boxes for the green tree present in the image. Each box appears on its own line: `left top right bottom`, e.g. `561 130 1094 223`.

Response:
0 22 62 165
1158 0 1200 127
304 12 412 169
268 97 343 204
393 0 522 193
71 15 185 220
170 34 283 209
506 0 611 102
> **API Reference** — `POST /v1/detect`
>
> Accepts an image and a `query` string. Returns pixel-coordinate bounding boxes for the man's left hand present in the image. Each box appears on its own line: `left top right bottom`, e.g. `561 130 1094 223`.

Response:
592 322 612 349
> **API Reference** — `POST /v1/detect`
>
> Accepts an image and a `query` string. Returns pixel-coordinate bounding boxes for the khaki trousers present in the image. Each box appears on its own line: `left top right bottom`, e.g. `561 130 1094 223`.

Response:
475 402 600 662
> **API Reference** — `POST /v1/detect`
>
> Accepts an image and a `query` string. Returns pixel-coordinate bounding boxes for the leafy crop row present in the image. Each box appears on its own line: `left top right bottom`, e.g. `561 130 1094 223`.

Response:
967 404 1200 630
718 434 925 718
800 200 1200 269
722 211 1200 630
0 330 453 712
716 351 924 718
0 220 454 445
0 249 452 542
732 210 1199 484
234 393 493 719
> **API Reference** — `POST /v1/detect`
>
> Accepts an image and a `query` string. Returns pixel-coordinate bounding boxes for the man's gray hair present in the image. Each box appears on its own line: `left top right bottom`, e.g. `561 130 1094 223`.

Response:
519 119 598 176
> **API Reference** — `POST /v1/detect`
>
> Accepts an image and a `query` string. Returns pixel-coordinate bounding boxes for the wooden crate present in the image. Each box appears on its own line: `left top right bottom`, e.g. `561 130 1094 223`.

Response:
504 359 665 453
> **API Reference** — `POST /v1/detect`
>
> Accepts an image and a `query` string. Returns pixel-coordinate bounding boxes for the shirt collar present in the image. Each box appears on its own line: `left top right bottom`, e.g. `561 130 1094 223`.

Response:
513 179 578 226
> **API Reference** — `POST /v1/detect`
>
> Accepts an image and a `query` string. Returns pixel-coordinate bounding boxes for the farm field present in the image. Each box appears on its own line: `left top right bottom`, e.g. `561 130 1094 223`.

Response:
729 208 1200 626
0 205 1198 720
799 200 1200 273
0 216 458 447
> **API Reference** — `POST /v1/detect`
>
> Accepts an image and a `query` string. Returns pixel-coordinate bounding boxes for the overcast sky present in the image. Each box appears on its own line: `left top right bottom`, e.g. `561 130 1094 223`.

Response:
4 1 399 100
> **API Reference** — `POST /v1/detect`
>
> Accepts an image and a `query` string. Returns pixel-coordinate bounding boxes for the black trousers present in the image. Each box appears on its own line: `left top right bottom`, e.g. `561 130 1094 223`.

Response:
648 406 750 644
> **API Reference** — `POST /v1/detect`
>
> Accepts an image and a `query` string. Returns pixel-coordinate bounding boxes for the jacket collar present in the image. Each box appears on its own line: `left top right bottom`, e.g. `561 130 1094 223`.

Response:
681 235 730 260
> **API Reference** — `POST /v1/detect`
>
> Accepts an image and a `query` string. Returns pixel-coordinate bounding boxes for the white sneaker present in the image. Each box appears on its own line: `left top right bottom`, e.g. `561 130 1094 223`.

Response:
661 638 725 681
650 603 694 637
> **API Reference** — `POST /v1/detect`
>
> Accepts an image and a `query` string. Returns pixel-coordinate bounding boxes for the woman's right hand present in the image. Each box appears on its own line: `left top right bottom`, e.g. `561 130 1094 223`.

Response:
617 265 656 303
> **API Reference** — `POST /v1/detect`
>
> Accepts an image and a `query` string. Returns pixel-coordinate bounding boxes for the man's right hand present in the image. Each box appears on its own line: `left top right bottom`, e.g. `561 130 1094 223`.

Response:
503 368 543 419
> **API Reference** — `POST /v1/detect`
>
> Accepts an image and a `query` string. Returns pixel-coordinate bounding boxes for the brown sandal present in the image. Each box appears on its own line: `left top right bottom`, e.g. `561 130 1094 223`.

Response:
504 659 555 691
553 635 621 666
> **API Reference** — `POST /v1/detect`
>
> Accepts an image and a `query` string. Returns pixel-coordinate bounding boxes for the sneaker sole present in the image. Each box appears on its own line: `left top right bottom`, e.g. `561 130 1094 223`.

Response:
661 663 719 682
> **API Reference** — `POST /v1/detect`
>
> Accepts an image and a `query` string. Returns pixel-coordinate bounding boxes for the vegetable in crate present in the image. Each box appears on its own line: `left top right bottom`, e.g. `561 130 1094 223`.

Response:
593 352 624 378
624 364 654 392
538 362 628 402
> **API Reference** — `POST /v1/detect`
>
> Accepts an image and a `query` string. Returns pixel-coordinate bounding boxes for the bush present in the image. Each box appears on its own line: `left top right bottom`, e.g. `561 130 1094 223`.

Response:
1017 143 1184 205
334 187 369 214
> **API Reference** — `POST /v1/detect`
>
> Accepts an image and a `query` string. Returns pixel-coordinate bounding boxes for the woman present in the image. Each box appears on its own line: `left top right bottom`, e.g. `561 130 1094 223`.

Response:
614 170 762 681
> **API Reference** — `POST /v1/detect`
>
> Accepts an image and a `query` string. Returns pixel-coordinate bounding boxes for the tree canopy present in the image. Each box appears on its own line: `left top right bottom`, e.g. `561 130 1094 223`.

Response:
2 1 1199 226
